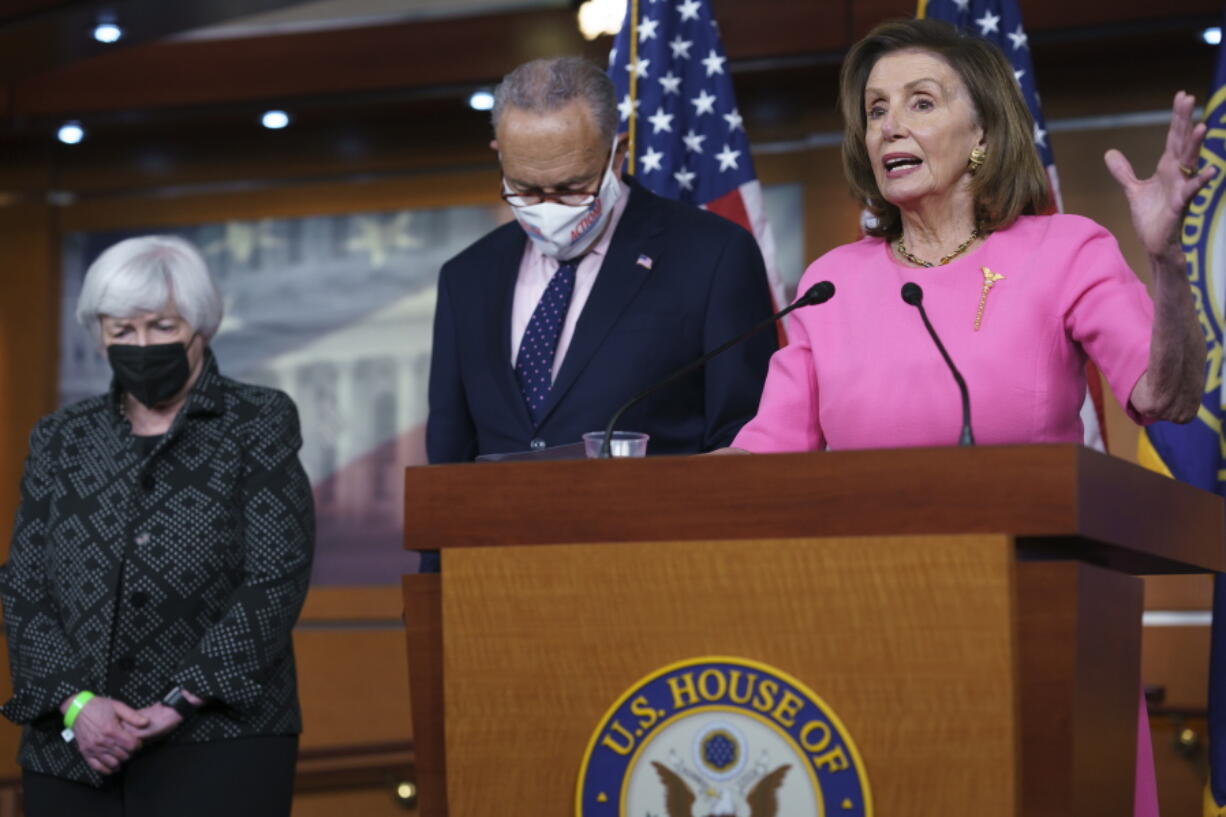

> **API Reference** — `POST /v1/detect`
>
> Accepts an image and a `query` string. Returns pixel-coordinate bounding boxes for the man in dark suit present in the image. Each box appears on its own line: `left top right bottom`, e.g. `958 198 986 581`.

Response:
426 56 776 468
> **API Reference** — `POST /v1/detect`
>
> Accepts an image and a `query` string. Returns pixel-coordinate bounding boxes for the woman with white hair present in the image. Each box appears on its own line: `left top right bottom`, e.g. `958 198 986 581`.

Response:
0 236 314 816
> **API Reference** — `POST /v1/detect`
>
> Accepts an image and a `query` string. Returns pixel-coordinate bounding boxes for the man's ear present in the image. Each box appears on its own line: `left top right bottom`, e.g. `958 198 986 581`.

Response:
490 138 499 152
613 132 629 174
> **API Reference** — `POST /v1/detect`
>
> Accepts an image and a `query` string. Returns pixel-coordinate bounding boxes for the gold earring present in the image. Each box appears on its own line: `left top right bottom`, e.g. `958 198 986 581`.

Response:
968 146 986 173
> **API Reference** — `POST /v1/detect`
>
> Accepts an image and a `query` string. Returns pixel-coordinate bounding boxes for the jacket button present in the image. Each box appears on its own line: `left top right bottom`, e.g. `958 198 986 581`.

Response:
130 592 148 608
135 533 151 546
141 474 155 491
529 438 546 450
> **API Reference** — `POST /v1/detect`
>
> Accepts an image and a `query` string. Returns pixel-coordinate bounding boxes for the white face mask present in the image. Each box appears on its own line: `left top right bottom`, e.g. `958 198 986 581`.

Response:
506 139 623 260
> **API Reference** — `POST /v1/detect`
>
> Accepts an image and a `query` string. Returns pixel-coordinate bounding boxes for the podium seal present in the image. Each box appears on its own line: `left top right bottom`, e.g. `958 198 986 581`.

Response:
575 656 872 816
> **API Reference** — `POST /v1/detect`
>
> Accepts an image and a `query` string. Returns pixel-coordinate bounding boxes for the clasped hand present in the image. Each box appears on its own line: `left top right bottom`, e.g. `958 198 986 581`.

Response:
68 697 184 775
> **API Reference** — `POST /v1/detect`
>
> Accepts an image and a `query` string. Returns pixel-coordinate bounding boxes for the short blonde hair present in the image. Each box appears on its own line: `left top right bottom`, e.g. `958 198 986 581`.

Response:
839 18 1050 238
76 235 223 341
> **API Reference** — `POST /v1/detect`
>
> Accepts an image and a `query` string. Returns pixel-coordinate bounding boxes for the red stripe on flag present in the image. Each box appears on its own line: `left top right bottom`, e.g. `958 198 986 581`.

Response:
704 189 753 232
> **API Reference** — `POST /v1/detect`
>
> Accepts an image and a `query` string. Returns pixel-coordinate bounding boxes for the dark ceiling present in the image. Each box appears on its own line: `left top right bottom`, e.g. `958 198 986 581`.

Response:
0 0 1219 198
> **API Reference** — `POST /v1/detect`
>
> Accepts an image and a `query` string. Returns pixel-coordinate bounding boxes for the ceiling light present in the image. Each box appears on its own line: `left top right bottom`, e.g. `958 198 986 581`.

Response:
468 90 494 111
576 0 625 41
261 110 290 130
57 121 85 145
93 22 123 44
1203 26 1222 46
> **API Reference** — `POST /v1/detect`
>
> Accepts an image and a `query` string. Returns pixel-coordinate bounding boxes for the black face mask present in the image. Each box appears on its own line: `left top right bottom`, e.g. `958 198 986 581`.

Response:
107 342 192 409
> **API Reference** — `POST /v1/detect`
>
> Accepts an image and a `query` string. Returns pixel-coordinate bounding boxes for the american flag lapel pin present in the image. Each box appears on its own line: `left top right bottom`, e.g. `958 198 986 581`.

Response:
636 254 654 270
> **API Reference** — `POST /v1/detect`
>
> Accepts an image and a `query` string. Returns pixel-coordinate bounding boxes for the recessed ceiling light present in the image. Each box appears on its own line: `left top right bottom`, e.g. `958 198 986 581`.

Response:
93 22 122 44
261 110 290 130
468 90 495 111
57 121 85 144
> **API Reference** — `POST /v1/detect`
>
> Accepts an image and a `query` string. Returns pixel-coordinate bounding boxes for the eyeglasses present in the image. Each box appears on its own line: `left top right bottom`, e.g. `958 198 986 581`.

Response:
500 148 611 208
501 188 599 208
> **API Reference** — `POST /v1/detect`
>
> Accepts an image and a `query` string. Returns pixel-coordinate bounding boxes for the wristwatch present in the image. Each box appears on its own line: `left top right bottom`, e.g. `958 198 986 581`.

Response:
161 686 198 719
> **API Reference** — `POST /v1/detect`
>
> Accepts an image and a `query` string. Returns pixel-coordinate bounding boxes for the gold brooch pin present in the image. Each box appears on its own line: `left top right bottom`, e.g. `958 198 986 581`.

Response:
975 267 1005 331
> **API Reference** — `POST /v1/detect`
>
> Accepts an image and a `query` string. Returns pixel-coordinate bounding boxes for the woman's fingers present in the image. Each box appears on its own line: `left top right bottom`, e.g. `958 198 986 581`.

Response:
1167 92 1191 152
93 751 120 772
108 727 141 753
112 700 150 730
1104 148 1138 191
85 757 110 775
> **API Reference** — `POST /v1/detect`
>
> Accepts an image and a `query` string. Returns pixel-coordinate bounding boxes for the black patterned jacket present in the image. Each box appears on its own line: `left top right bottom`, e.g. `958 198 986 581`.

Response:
0 352 314 785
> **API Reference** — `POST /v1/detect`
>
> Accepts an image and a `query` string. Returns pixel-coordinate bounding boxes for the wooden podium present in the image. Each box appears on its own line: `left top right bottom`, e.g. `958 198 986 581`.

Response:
402 445 1224 817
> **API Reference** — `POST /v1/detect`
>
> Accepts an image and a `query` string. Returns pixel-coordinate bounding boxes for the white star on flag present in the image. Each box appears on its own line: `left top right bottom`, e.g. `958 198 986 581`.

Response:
691 89 717 116
638 17 660 42
1033 121 1047 147
668 36 693 59
975 11 1000 35
625 57 650 79
607 0 787 328
1006 24 1028 50
640 147 664 173
618 94 640 122
1013 69 1025 84
715 144 741 171
608 46 618 66
647 107 674 134
701 49 726 77
952 0 969 9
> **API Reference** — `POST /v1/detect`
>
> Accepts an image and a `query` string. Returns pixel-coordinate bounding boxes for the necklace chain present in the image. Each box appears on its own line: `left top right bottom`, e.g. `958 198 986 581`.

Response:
895 228 981 268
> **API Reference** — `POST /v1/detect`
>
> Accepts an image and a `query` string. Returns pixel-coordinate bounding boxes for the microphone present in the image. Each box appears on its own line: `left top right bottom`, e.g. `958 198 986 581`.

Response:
900 282 973 446
598 280 836 457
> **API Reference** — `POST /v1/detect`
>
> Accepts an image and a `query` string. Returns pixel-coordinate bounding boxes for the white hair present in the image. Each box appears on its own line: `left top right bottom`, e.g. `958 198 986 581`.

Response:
492 56 618 142
76 235 224 341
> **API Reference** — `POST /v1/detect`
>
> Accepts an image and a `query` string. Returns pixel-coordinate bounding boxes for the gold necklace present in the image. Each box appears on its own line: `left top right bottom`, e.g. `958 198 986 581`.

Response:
895 228 980 268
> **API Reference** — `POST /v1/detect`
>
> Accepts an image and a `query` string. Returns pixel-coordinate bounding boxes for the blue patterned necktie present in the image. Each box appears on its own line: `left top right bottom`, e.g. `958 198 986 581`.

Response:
515 257 581 424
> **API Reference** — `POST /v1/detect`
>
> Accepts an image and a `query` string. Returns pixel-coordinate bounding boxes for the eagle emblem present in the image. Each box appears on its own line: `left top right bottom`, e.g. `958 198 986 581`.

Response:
574 657 872 817
652 760 791 817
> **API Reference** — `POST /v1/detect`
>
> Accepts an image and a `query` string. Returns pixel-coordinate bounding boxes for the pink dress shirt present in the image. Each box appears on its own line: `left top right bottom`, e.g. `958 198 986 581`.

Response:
733 214 1154 452
510 180 633 381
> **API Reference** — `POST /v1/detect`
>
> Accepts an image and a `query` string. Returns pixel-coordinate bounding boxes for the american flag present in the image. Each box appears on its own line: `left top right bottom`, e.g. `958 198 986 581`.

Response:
920 0 1108 450
608 0 785 314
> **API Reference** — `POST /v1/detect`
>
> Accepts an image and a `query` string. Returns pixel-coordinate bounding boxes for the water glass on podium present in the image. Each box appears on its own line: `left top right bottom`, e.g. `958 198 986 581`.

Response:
582 431 650 458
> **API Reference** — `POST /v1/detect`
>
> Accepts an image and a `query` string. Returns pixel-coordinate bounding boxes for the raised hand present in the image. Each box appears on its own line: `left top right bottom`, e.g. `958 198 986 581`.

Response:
1104 90 1217 258
68 696 148 775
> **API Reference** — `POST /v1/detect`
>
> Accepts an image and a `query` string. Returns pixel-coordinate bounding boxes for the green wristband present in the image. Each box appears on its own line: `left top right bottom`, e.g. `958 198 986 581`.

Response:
63 691 95 729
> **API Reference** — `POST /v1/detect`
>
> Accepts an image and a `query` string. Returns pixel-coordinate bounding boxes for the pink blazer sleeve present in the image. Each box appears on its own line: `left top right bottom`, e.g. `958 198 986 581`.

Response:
1058 219 1154 425
731 295 824 453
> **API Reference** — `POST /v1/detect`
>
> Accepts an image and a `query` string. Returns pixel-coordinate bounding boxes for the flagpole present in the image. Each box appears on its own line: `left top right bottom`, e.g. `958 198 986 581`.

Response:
627 0 639 175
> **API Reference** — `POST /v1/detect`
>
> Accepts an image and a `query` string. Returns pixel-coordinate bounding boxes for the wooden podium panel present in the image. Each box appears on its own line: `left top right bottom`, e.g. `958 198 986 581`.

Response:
405 446 1225 574
403 447 1223 816
1015 562 1142 817
443 535 1019 816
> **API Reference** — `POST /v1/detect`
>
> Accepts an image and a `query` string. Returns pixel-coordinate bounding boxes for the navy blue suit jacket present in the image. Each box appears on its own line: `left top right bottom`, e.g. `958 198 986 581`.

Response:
426 179 777 463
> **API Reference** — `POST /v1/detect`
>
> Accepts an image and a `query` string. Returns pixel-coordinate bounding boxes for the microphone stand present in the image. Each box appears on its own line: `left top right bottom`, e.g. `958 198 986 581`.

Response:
598 281 836 458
